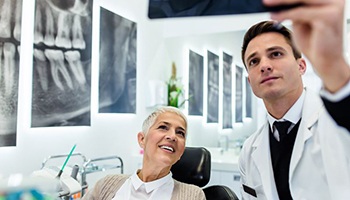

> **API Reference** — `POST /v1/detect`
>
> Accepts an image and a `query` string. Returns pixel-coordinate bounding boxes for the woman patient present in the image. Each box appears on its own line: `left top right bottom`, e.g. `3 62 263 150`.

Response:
82 106 206 199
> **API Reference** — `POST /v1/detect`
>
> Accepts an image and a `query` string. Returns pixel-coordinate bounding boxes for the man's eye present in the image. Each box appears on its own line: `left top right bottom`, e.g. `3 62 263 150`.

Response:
271 52 282 58
248 58 258 67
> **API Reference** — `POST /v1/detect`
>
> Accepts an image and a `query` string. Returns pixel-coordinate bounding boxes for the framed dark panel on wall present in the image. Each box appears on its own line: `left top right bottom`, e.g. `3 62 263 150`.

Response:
245 77 252 118
188 50 204 116
147 0 301 19
207 50 219 123
222 52 233 129
99 7 137 114
0 0 23 146
32 0 93 128
235 65 243 123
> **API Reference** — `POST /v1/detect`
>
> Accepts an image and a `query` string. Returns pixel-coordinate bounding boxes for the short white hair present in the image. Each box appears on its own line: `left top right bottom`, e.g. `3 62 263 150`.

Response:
142 106 187 134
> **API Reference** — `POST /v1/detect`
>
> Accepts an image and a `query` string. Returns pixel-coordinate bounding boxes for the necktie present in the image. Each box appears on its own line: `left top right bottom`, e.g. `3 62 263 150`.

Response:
274 121 292 141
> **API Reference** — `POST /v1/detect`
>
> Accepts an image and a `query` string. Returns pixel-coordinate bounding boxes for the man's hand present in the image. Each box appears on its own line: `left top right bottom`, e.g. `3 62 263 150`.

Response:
264 0 350 93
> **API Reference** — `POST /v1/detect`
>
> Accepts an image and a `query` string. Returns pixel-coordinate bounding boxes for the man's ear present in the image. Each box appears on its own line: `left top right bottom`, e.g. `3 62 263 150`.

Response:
297 58 307 75
137 132 145 148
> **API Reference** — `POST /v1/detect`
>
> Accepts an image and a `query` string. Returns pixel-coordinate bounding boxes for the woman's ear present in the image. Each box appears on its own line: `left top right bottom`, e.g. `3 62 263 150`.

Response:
137 132 145 148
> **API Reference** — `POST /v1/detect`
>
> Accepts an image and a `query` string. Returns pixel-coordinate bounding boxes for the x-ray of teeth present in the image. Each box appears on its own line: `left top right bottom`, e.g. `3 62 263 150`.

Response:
0 0 22 147
207 51 219 123
31 0 93 127
148 0 303 19
188 50 203 116
235 65 243 123
222 52 232 129
98 7 137 114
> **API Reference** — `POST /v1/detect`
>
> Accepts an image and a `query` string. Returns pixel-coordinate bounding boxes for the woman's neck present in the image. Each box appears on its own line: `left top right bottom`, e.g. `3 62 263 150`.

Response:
137 167 170 182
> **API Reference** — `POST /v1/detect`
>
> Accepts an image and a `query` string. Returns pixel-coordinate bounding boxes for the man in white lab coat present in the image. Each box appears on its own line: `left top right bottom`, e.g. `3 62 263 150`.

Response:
239 0 350 199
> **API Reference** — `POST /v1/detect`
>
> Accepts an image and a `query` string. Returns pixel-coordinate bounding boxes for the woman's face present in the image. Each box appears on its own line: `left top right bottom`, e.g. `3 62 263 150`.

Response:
138 112 187 169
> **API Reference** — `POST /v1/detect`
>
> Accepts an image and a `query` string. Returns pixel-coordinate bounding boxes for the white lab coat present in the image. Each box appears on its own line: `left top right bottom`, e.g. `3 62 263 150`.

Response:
239 89 350 200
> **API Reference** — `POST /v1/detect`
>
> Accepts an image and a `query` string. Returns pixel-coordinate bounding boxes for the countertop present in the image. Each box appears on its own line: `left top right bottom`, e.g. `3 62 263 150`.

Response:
206 147 240 172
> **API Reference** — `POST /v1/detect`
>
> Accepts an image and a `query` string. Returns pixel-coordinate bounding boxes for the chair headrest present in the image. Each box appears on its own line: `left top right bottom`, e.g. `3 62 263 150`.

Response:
171 147 211 187
203 185 240 200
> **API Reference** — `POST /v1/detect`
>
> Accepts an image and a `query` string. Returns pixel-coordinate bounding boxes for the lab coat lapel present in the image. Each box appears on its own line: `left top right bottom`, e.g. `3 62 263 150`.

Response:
289 89 320 180
252 123 279 200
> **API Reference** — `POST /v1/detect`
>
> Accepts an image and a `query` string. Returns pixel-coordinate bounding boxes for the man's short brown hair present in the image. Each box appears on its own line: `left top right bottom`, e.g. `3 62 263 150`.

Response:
241 21 302 68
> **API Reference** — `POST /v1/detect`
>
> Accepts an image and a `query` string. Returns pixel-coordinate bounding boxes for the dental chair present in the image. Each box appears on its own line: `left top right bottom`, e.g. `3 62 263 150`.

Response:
171 147 240 200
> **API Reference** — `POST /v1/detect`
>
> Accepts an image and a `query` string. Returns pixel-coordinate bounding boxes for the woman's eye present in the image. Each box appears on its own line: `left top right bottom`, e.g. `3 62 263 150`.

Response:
176 131 186 137
158 125 168 130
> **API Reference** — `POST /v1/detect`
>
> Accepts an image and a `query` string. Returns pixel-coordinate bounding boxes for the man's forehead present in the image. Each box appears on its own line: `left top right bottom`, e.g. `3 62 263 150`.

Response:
246 33 290 55
249 32 287 47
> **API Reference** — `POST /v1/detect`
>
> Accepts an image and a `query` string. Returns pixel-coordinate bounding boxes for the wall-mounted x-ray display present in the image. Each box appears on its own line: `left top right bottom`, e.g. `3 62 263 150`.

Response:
98 7 137 114
222 52 233 129
147 0 302 19
0 0 23 146
188 50 203 116
245 77 252 118
235 65 243 123
32 0 93 127
207 50 219 123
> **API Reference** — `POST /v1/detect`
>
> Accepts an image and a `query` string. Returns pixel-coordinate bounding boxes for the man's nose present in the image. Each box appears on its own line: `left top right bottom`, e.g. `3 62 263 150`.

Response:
260 58 273 73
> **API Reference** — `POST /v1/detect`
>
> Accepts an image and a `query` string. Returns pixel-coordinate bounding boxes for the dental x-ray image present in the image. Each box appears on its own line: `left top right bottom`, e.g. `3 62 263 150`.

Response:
148 0 303 19
235 65 243 123
222 52 233 129
207 50 219 123
31 0 93 127
98 7 137 114
188 50 203 116
0 0 22 147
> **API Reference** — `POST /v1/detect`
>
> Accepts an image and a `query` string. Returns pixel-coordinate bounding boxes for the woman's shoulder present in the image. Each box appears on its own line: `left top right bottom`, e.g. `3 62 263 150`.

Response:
98 174 129 184
174 180 201 189
82 174 130 200
173 180 206 200
96 174 129 193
